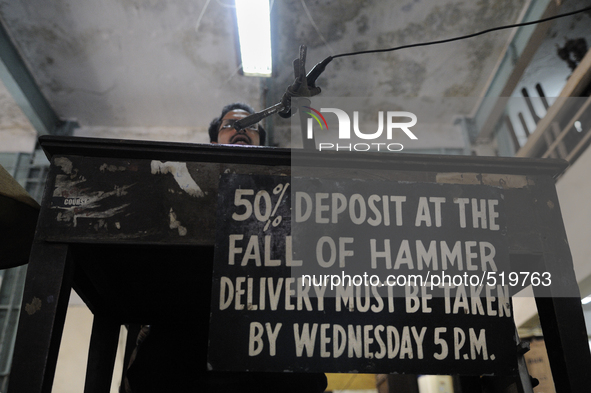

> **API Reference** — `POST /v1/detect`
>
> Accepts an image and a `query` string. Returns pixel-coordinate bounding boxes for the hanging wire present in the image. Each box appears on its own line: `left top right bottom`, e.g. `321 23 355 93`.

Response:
330 5 591 60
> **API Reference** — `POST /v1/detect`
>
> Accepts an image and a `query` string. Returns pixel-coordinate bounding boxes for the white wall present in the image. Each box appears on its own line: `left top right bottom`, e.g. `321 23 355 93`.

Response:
53 293 127 393
514 145 591 330
555 147 591 291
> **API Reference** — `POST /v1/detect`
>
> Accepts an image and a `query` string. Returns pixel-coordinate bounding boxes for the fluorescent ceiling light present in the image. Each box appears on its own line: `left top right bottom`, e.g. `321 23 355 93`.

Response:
582 296 591 305
235 0 272 77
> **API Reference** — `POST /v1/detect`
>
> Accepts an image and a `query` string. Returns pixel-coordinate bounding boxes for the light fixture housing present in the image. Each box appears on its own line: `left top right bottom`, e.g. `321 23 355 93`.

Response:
235 0 273 77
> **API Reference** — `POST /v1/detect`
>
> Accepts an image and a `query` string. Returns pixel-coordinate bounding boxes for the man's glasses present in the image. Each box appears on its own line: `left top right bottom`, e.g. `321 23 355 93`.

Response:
219 119 259 132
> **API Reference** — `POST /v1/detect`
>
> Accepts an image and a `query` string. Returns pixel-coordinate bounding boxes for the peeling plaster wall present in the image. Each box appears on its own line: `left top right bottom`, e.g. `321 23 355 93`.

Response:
0 0 262 130
269 0 526 144
0 0 526 147
271 0 526 100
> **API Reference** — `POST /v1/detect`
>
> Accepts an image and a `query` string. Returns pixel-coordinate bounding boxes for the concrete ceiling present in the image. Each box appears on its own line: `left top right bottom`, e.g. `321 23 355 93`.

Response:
0 0 570 148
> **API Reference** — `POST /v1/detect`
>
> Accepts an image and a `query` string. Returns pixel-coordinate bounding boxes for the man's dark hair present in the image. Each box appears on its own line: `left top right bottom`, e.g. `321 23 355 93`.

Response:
208 103 266 145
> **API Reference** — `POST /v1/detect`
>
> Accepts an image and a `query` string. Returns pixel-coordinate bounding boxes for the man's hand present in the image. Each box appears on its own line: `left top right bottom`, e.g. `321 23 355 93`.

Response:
279 45 323 118
233 46 332 131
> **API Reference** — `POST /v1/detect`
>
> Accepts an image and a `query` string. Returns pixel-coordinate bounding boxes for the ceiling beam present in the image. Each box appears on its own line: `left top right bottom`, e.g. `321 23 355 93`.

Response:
0 19 74 136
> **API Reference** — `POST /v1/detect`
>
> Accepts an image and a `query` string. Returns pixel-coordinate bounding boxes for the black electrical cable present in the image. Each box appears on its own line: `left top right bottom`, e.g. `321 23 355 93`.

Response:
240 5 591 128
306 5 591 85
330 5 591 60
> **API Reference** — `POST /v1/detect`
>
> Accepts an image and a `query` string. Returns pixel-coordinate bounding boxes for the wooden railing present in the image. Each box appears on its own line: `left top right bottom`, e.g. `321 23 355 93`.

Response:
516 50 591 163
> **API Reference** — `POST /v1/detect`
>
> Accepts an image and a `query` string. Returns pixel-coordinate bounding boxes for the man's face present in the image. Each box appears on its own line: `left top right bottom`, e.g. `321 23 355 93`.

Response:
214 109 260 146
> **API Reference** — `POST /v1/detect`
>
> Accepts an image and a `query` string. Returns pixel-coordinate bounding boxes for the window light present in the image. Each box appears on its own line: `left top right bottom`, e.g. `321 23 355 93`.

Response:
235 0 272 77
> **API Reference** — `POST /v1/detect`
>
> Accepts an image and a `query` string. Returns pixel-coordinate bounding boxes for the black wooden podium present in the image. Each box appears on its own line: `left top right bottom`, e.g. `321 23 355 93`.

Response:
7 136 591 393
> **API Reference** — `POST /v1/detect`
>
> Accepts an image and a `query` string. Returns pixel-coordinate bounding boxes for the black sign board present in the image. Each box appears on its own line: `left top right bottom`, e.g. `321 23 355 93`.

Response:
208 174 517 376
